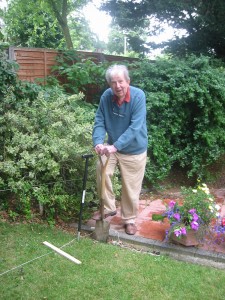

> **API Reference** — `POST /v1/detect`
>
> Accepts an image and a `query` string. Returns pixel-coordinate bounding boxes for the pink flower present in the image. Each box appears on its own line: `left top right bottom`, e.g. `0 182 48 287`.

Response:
173 213 181 221
180 227 187 235
169 201 176 208
189 208 196 214
191 221 199 231
174 229 181 237
192 213 199 221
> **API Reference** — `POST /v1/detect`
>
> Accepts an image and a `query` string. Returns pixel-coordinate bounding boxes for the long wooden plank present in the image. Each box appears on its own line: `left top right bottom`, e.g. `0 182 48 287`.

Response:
43 241 82 265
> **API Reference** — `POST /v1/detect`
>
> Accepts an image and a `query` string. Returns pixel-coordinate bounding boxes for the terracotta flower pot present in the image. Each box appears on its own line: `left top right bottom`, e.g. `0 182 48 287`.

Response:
170 229 199 246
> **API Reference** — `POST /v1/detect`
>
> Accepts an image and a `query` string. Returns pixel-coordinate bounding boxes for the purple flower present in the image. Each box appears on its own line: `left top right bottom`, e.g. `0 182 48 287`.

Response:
174 229 181 237
169 201 176 208
189 209 196 214
180 227 187 235
192 213 199 221
173 213 181 221
191 221 199 231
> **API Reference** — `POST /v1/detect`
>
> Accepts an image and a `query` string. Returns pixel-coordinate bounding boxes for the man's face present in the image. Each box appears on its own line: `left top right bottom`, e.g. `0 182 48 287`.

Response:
109 72 130 100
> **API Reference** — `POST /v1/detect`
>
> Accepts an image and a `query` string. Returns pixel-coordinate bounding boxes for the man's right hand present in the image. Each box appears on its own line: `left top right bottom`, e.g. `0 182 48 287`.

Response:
94 144 105 155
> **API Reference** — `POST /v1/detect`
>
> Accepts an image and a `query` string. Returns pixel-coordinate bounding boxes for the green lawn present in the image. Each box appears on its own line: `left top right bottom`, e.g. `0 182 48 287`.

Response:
1 221 225 300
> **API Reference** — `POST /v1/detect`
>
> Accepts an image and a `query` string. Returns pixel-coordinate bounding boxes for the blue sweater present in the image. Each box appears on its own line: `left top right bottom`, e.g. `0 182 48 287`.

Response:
92 86 148 155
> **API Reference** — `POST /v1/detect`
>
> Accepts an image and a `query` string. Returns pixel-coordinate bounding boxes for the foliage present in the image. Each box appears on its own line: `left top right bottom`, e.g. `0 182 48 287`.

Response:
2 0 92 50
14 80 44 101
43 0 89 49
51 50 110 102
68 12 98 51
129 55 225 182
107 25 127 55
2 46 225 214
101 0 225 60
107 24 148 57
2 0 65 48
0 49 18 100
181 183 220 225
164 183 220 238
0 85 96 221
0 48 43 101
50 51 138 102
212 217 225 244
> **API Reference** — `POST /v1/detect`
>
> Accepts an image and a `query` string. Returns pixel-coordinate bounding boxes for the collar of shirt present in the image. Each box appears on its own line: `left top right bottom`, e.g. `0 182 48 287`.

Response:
113 87 130 106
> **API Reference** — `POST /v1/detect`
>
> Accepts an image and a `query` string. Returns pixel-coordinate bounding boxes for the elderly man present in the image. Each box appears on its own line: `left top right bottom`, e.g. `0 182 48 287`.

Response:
92 64 148 235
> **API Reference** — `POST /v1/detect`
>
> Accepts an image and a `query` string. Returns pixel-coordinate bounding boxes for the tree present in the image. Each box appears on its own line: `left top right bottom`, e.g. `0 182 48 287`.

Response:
49 0 108 52
68 12 97 50
101 0 225 59
2 0 97 50
107 24 147 56
0 8 5 43
45 0 96 49
45 0 75 49
107 25 127 55
3 0 65 48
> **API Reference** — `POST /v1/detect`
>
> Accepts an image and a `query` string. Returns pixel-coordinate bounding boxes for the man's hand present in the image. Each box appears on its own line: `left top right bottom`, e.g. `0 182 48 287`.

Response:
103 145 117 157
94 144 117 156
94 144 105 155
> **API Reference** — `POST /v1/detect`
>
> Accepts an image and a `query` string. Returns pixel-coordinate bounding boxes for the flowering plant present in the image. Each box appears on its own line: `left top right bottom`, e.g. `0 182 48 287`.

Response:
164 183 220 239
212 217 225 244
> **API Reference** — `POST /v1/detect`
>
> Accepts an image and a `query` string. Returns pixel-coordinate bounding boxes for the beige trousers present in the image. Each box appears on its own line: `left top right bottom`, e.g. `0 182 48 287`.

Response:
96 151 147 224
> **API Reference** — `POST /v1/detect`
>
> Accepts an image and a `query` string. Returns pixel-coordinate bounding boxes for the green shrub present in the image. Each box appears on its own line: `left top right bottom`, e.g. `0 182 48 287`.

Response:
0 49 18 101
130 55 225 183
2 49 225 216
50 50 135 103
0 86 97 221
0 48 43 102
51 51 109 102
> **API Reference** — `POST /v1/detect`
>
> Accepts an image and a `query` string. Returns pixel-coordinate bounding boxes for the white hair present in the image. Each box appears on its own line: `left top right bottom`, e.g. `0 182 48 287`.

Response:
105 64 130 84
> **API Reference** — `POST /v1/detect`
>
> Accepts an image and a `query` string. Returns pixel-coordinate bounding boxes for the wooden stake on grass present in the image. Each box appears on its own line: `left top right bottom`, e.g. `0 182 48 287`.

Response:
43 241 81 265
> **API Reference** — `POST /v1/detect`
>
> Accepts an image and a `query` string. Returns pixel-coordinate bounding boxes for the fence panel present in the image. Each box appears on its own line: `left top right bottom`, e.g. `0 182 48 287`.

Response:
9 47 58 83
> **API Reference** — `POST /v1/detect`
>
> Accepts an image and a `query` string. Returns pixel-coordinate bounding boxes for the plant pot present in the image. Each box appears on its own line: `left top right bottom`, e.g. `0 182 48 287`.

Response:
170 229 199 246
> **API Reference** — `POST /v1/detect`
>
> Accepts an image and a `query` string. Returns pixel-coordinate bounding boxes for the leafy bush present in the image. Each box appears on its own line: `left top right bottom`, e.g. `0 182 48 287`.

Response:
130 55 225 183
50 50 135 103
50 51 109 102
2 48 225 218
0 49 18 101
0 86 97 221
0 48 43 102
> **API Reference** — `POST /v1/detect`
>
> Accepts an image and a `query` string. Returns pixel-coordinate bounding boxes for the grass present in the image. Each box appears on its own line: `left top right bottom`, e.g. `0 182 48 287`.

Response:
1 221 225 300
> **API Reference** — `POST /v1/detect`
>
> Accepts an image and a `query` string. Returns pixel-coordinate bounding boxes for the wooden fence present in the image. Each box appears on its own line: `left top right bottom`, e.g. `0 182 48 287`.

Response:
8 47 58 83
8 47 138 83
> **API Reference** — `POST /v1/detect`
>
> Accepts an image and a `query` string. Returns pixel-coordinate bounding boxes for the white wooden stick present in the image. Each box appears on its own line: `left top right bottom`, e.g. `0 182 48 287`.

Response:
43 241 82 265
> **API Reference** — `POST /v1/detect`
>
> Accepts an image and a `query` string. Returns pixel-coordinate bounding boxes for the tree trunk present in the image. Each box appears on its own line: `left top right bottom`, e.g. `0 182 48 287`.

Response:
60 20 74 49
47 0 74 49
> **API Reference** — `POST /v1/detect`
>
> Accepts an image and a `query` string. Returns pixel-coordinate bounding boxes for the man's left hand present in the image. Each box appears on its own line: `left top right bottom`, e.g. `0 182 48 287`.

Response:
104 145 117 157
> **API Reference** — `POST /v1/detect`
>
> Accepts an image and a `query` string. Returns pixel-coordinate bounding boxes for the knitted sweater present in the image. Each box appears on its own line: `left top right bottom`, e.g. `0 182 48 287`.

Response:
92 86 148 155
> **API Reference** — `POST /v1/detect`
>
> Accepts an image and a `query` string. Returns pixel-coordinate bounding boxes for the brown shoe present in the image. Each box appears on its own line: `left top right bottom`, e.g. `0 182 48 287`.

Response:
92 210 117 220
125 223 137 235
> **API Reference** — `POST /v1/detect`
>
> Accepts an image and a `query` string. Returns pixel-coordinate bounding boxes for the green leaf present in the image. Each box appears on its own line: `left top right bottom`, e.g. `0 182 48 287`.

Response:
152 214 165 222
